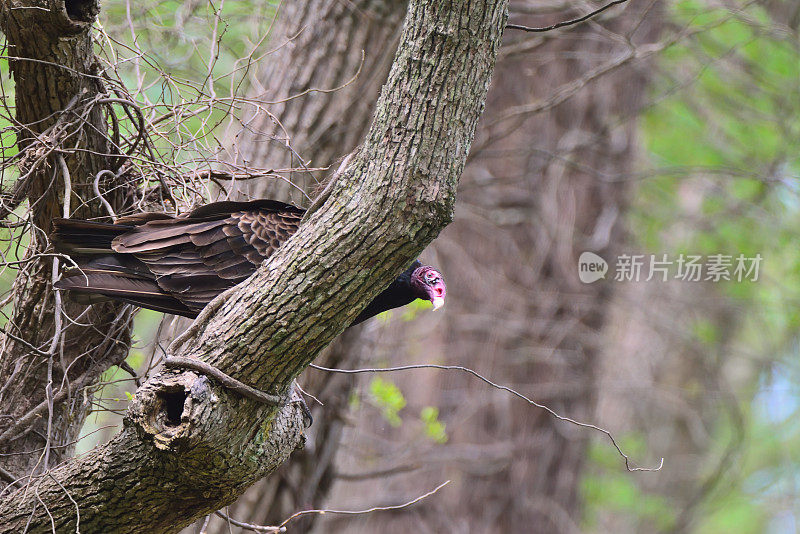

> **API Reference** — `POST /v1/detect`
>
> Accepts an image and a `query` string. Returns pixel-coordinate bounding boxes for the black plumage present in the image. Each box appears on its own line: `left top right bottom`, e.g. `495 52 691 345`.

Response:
53 199 446 325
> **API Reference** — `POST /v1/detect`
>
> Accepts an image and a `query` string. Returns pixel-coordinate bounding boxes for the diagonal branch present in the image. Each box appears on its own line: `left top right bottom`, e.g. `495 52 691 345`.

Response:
0 0 510 532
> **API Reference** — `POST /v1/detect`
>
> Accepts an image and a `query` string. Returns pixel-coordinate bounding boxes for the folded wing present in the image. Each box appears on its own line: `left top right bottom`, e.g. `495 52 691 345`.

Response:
54 200 304 317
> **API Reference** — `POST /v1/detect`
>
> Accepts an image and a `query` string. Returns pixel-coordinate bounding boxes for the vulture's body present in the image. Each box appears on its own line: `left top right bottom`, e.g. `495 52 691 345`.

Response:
53 200 446 325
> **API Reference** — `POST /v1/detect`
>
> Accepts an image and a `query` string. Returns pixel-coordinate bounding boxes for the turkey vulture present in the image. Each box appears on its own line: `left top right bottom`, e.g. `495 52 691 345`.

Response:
52 199 446 325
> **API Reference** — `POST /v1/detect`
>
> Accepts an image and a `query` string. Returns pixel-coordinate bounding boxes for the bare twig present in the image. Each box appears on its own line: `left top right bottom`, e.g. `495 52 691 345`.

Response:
0 465 22 488
310 363 663 472
163 356 286 406
93 170 119 220
212 480 450 533
506 0 631 33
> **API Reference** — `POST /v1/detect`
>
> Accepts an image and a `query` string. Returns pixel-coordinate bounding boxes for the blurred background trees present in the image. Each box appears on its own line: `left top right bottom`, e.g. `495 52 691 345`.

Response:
2 0 799 532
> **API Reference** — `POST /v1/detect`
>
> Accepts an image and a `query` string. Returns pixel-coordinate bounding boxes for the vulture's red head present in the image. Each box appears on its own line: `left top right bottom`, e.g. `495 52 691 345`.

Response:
411 265 446 310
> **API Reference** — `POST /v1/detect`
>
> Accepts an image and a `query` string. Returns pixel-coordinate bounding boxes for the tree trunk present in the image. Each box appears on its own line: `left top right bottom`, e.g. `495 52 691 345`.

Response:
0 0 135 482
0 0 509 531
228 0 408 204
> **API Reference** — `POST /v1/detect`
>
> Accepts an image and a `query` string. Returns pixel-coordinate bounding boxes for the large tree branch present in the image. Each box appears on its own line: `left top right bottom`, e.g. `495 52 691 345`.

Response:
0 0 509 531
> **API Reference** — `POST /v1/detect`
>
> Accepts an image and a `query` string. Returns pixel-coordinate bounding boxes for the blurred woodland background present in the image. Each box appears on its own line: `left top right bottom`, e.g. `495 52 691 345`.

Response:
1 0 799 532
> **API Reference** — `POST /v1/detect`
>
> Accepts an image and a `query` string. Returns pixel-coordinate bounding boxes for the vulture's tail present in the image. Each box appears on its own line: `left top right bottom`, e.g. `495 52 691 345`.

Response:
52 219 196 317
51 218 133 255
55 270 196 316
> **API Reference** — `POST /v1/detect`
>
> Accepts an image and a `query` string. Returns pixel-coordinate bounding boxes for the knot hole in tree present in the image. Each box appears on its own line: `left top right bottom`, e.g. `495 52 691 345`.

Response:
127 374 212 451
64 0 98 24
158 388 188 427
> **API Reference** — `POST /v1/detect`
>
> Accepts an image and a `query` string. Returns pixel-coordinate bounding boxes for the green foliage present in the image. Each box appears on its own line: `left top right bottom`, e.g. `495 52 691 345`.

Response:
374 298 433 324
348 389 361 411
368 377 406 427
692 317 720 346
374 309 394 324
695 498 766 534
420 406 448 444
587 0 800 531
0 0 795 529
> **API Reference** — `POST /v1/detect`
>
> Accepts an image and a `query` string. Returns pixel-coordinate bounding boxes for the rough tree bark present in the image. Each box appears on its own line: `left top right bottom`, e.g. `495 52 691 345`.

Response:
200 2 409 532
0 0 509 532
0 0 135 481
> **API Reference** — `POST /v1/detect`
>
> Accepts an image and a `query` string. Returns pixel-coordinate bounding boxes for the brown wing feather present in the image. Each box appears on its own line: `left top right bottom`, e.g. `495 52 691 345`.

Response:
114 219 228 250
109 203 303 311
55 271 196 316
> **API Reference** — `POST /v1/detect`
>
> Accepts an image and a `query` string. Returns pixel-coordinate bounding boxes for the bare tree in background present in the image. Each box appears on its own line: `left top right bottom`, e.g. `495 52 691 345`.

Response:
316 3 663 533
228 0 409 204
594 3 800 531
597 267 741 532
204 4 796 533
6 0 788 531
199 2 667 533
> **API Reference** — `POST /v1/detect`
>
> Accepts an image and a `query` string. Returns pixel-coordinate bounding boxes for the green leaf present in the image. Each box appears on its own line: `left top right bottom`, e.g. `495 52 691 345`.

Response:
420 406 448 444
368 377 406 427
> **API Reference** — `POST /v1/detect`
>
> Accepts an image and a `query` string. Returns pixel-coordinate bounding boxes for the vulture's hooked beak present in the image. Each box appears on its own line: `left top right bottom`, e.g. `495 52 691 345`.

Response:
430 280 446 310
